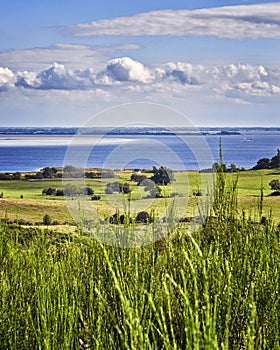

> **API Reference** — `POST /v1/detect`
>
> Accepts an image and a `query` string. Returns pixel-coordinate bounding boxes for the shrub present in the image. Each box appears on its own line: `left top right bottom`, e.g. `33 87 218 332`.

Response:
135 211 154 224
42 187 57 196
43 214 51 225
55 189 64 196
193 190 202 196
269 179 280 191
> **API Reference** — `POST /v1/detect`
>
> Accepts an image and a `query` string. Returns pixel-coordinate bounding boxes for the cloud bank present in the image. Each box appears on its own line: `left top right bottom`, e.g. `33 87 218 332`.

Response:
68 3 280 40
1 57 280 105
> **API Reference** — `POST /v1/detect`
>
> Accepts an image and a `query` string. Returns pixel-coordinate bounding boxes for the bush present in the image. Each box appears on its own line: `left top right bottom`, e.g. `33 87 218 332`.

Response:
43 214 51 225
109 212 131 225
42 187 57 196
105 182 131 194
269 179 280 191
135 211 154 224
193 190 202 196
55 189 64 196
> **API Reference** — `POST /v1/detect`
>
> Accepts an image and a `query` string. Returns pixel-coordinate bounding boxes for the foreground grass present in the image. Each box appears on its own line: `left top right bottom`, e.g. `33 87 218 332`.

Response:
0 173 279 349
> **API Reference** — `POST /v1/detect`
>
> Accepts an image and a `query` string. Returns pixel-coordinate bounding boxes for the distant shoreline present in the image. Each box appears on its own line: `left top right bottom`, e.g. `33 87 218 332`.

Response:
1 126 280 137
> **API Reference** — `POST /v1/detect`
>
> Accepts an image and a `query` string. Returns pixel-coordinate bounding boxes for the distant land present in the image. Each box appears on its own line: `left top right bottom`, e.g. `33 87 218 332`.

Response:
1 127 280 136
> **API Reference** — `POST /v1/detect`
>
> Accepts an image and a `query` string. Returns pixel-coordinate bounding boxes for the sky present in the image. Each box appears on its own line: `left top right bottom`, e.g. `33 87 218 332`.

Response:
0 0 280 127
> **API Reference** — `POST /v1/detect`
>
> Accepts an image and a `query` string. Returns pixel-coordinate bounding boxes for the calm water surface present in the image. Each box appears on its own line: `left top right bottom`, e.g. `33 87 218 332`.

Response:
0 133 279 172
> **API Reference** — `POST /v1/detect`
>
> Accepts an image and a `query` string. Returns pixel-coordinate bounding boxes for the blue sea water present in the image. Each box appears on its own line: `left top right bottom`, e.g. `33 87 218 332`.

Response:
0 132 279 172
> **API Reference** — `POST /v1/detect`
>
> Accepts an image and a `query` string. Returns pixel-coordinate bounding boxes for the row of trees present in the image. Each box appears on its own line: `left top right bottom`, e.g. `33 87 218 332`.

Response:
0 166 116 181
42 185 94 197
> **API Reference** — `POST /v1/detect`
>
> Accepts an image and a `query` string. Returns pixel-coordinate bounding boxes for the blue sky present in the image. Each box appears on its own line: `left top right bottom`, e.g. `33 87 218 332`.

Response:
0 0 280 126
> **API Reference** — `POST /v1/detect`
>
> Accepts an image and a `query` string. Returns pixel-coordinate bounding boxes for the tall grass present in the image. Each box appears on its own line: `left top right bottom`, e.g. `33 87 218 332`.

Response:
0 171 279 349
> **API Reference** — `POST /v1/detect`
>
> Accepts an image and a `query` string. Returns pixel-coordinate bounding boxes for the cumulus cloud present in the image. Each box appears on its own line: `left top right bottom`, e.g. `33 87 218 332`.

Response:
68 3 280 40
105 57 152 83
0 67 16 91
1 57 280 105
0 43 142 72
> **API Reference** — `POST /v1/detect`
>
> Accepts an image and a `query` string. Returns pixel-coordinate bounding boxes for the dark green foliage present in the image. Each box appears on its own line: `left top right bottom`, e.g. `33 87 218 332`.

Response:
41 167 57 178
151 166 174 185
13 172 22 180
135 211 154 223
193 189 202 196
109 211 131 225
63 165 84 178
0 172 21 180
269 179 280 191
85 169 115 179
252 157 271 170
55 189 64 196
270 149 280 168
252 149 280 170
130 173 147 184
42 187 57 196
43 214 51 225
25 172 44 180
0 173 13 180
106 182 131 194
63 184 94 196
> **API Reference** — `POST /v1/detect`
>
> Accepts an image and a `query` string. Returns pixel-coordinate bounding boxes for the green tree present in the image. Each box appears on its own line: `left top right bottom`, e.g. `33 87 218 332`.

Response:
151 166 174 185
270 149 280 168
269 179 280 191
252 158 270 170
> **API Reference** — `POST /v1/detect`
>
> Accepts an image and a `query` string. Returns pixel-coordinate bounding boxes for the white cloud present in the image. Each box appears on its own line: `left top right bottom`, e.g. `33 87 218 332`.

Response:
0 43 142 72
0 67 16 91
68 3 280 40
105 57 152 83
1 57 280 106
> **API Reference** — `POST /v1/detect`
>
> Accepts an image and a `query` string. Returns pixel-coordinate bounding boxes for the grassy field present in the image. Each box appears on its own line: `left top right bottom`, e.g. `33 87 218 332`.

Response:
0 169 280 224
0 170 279 349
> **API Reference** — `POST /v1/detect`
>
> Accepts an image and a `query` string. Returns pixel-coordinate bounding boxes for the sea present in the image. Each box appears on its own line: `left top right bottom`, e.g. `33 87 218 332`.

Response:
0 128 279 172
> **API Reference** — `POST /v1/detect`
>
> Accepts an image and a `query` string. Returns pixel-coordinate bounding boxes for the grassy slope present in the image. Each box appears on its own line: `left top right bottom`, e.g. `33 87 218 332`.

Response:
0 177 279 349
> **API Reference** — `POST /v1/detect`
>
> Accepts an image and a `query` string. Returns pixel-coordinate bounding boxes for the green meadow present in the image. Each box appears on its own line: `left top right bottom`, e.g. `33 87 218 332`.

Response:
0 169 280 224
0 169 279 349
